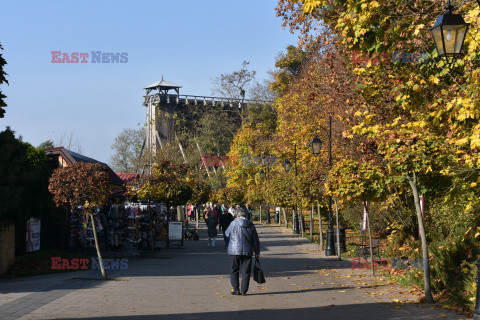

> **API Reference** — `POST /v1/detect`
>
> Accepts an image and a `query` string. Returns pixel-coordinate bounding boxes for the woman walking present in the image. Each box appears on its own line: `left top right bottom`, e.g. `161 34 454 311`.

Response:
205 212 218 247
219 209 234 248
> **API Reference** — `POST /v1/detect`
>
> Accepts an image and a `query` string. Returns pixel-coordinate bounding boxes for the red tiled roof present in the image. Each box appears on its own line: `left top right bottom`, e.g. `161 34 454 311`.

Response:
116 173 139 186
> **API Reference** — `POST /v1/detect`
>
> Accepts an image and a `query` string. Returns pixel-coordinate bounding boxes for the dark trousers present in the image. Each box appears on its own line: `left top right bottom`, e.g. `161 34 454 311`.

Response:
222 230 229 247
230 255 252 294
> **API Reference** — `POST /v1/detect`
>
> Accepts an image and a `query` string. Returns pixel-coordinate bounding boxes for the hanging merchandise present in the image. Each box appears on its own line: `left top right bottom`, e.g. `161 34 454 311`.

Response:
64 202 170 253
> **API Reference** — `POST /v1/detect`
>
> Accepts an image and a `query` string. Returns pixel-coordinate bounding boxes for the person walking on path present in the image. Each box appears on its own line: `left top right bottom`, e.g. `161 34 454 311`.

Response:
225 208 260 296
228 205 236 218
205 212 218 247
219 209 234 248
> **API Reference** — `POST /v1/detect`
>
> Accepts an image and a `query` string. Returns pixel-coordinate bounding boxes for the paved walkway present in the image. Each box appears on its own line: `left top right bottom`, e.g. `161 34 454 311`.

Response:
0 222 469 319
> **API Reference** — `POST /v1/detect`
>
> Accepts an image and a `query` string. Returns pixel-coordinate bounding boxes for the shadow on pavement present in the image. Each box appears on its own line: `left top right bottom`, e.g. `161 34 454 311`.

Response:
49 303 462 320
0 222 351 295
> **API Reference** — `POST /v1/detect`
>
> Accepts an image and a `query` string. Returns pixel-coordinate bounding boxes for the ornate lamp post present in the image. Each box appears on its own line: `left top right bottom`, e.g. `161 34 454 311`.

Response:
429 1 479 315
310 116 335 256
259 169 265 179
283 149 300 234
430 0 469 63
259 165 271 224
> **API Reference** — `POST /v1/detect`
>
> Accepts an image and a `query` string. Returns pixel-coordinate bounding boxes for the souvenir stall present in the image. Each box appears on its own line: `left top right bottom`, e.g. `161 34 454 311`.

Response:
65 202 171 254
65 206 100 253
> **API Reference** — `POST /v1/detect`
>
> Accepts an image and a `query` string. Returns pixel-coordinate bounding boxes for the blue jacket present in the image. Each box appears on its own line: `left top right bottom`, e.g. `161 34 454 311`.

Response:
225 217 260 256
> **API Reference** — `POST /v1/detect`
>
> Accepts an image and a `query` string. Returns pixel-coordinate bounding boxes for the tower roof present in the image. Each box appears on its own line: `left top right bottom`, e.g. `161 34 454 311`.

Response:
144 78 182 90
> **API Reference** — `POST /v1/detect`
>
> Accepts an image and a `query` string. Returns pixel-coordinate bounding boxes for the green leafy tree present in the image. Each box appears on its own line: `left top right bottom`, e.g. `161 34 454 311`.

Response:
110 128 144 173
0 128 27 221
0 42 8 118
37 140 54 151
0 128 57 254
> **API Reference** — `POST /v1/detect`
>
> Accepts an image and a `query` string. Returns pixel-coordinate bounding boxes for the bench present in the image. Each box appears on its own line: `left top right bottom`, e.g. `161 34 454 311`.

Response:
355 239 380 258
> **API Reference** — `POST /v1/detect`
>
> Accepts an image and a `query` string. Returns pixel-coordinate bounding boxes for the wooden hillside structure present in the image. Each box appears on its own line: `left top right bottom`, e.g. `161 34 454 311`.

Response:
142 78 272 160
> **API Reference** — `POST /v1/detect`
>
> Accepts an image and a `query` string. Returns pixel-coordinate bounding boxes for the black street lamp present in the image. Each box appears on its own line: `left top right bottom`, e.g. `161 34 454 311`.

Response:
283 159 292 173
429 2 480 315
259 163 271 224
259 169 265 179
310 116 336 256
430 0 469 62
283 146 300 234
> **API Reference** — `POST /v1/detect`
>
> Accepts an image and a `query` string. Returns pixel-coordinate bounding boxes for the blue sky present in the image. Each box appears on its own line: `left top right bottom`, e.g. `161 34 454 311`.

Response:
0 0 298 164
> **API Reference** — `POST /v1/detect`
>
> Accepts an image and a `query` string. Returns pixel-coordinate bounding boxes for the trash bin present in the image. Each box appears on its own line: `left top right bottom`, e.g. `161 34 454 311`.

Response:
334 227 346 253
300 214 306 232
274 210 280 223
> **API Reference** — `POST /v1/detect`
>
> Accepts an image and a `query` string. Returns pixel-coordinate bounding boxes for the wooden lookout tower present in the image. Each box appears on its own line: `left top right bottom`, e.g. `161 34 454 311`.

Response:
143 77 182 157
142 77 273 164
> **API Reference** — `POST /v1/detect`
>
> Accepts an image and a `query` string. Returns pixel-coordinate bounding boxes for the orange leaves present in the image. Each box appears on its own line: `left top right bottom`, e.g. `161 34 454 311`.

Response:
49 162 111 208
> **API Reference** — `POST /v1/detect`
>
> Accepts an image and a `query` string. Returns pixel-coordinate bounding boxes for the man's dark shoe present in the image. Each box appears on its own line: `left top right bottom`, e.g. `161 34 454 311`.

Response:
231 290 241 295
241 292 247 296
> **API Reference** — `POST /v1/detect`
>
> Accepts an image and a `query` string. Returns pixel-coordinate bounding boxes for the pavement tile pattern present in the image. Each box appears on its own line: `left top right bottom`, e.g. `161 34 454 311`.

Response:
0 222 469 320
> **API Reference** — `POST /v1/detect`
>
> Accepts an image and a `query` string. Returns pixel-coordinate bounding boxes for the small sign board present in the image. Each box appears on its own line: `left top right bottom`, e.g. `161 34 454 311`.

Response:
26 218 41 252
168 221 183 241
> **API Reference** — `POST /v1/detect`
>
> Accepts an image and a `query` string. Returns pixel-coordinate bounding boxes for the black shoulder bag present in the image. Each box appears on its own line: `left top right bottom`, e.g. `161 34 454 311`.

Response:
253 259 266 284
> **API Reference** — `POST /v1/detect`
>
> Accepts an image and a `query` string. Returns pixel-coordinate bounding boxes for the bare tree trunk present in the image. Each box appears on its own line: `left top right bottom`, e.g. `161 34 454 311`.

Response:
196 207 199 229
213 142 226 170
363 200 375 278
259 204 262 223
195 140 211 180
300 208 304 237
317 201 323 251
90 213 107 279
175 133 188 164
405 172 434 303
334 199 341 261
282 207 288 229
310 205 314 243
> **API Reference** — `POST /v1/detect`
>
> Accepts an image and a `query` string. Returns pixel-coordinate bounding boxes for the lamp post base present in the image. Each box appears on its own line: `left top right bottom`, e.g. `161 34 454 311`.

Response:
293 211 300 234
266 204 271 224
474 258 480 319
325 228 336 256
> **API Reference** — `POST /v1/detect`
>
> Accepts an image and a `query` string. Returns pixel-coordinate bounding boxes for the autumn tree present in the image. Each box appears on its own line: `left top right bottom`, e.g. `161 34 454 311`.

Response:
271 45 309 95
274 0 480 304
137 159 193 209
49 162 112 279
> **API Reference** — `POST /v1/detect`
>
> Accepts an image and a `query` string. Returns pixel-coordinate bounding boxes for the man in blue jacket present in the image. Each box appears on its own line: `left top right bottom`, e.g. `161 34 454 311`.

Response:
225 208 260 295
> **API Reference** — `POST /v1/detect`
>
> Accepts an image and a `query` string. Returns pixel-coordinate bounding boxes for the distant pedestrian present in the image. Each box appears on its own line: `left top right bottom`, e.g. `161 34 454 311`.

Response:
219 209 234 248
228 205 236 218
212 204 220 218
225 208 260 295
203 204 211 220
205 212 218 247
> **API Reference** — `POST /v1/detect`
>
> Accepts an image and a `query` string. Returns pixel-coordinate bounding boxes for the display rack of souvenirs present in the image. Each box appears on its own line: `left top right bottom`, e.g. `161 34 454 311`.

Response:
106 205 127 251
65 202 170 253
65 207 96 252
154 204 168 244
66 208 85 251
